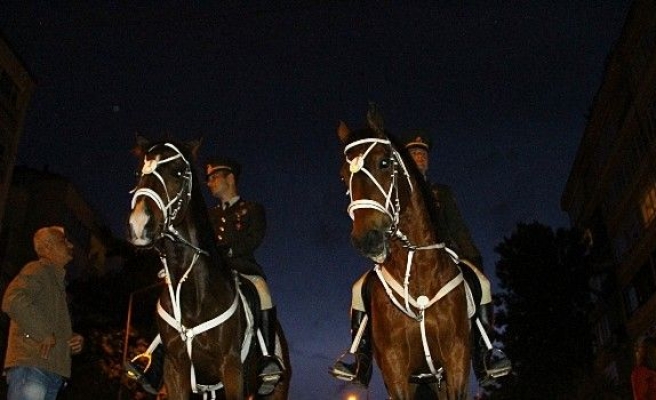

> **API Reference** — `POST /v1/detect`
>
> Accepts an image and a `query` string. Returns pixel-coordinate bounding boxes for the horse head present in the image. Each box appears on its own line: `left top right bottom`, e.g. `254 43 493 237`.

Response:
128 136 200 248
337 110 416 263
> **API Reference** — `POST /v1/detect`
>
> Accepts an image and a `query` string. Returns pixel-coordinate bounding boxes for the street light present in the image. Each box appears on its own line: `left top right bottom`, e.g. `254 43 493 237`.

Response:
117 281 163 400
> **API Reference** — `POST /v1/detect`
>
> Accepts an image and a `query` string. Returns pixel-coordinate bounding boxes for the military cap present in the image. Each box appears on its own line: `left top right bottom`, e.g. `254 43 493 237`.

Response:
205 157 241 180
402 129 432 152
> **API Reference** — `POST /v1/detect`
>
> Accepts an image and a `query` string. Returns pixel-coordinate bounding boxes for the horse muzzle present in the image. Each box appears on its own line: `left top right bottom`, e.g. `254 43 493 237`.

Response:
351 229 389 263
128 198 159 247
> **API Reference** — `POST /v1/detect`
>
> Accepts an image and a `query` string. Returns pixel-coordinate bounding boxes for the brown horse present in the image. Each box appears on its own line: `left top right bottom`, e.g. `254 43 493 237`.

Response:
127 137 290 400
337 110 471 399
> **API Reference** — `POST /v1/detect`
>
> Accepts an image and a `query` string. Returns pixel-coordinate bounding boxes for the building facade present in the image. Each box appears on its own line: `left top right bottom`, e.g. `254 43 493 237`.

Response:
561 0 656 392
0 166 114 281
0 32 35 235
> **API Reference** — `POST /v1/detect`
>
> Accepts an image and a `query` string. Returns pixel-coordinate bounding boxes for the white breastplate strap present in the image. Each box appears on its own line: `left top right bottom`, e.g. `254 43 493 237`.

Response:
374 265 464 318
374 263 464 380
157 272 253 398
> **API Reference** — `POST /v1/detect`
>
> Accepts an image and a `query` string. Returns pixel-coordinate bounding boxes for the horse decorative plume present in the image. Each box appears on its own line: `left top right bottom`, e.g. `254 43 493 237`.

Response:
127 137 290 400
336 109 472 399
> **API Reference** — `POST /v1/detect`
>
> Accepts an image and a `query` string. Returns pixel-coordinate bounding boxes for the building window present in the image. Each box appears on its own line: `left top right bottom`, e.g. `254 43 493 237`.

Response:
624 261 656 317
641 181 656 227
594 315 612 352
613 211 643 259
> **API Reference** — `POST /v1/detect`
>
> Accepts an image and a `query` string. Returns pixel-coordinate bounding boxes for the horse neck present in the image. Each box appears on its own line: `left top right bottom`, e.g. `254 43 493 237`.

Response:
398 184 438 247
389 185 456 287
160 219 234 301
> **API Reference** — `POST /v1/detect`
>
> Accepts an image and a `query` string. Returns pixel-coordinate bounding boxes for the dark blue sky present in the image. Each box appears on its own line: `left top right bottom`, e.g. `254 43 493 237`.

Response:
2 2 631 398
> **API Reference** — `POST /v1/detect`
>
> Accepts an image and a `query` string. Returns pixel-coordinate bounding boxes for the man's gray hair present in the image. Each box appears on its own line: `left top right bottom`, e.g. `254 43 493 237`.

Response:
33 226 65 257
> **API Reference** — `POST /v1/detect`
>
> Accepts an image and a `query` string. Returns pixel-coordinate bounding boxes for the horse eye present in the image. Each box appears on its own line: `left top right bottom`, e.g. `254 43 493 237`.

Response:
379 158 392 169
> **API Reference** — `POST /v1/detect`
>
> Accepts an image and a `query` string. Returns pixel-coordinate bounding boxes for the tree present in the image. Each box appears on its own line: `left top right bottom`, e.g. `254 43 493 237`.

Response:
488 222 594 399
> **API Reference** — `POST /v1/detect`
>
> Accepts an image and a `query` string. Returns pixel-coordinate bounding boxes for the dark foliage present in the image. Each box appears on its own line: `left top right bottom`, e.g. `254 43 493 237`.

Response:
488 222 595 399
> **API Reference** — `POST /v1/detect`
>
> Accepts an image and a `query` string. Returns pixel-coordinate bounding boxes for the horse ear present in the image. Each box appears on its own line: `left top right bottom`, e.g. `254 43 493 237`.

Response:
366 102 385 136
187 137 202 160
337 121 350 144
133 133 149 158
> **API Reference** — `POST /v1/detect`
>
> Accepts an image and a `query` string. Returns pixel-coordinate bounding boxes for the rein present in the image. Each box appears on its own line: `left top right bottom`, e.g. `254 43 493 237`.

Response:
344 137 466 381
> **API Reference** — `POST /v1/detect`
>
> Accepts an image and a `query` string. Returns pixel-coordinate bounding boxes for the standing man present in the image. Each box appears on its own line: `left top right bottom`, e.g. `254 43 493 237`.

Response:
3 226 84 400
205 157 284 395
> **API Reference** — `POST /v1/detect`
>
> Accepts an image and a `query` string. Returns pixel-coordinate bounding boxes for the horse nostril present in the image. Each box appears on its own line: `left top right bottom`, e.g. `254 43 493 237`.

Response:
352 229 385 254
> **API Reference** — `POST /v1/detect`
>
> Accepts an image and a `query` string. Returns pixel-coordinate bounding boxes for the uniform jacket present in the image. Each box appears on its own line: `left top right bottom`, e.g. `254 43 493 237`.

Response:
208 198 267 277
2 259 73 378
430 182 483 268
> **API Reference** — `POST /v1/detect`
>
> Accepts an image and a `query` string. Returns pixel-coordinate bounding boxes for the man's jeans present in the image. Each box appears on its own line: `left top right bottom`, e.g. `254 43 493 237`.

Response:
6 366 64 400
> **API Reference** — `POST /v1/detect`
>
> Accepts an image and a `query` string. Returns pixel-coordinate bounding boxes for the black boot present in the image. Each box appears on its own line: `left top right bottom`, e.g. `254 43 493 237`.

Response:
472 304 512 385
124 343 164 395
257 307 284 395
330 310 372 386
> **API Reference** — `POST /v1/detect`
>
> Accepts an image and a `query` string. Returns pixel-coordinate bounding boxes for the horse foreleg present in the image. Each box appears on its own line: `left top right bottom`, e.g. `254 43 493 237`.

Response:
384 380 415 400
222 354 244 400
163 359 191 400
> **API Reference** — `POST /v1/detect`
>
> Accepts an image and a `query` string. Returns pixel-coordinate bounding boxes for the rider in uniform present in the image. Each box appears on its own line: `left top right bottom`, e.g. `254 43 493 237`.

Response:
126 157 284 396
330 130 511 387
205 157 284 395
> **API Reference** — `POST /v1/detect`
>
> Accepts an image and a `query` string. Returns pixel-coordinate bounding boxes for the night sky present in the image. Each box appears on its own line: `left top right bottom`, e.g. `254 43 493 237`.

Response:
2 3 631 399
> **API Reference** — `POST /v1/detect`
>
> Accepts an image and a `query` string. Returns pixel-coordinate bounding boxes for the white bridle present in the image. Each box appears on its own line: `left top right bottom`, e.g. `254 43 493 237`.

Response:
343 137 413 231
130 142 193 233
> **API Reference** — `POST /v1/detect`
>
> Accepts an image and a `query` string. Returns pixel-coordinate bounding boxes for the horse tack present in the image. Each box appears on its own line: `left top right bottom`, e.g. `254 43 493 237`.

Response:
129 139 290 400
340 120 471 399
131 143 254 397
344 137 465 379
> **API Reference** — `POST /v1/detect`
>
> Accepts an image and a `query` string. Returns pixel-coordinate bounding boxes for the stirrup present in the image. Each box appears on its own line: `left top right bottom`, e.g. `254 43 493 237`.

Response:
124 353 158 395
485 349 512 379
125 352 153 378
257 356 284 395
330 351 357 381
